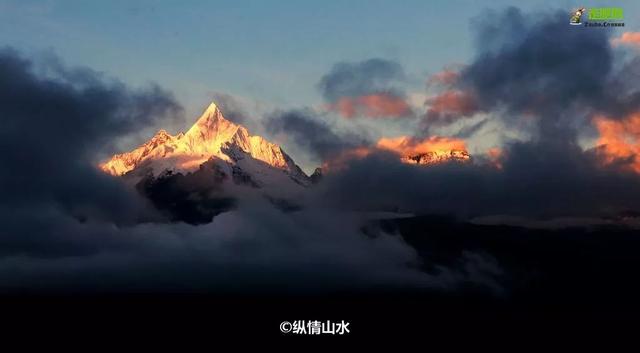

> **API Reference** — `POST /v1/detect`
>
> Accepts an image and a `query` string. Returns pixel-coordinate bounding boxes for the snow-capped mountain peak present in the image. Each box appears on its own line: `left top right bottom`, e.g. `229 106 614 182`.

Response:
184 102 237 146
100 101 310 187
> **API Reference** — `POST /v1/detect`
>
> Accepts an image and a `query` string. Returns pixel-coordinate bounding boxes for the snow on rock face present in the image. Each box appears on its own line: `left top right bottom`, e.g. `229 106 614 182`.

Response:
100 102 310 187
400 150 471 165
99 129 178 176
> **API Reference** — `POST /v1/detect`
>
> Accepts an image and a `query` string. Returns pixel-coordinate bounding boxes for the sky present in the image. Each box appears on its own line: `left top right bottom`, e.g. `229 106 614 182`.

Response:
3 0 637 123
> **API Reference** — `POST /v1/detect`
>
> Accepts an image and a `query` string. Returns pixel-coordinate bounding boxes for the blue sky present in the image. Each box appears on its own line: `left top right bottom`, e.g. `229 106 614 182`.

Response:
1 0 639 172
4 0 636 119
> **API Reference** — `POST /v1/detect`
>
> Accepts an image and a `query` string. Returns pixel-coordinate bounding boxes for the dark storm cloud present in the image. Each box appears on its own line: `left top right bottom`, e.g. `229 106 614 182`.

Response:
422 7 640 138
318 58 405 102
463 8 612 119
0 47 184 254
317 142 640 219
1 200 506 294
265 109 369 160
455 7 640 126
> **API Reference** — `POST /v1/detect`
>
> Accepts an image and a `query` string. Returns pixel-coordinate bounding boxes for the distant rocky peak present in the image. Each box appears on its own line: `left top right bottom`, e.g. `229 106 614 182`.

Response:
401 150 471 165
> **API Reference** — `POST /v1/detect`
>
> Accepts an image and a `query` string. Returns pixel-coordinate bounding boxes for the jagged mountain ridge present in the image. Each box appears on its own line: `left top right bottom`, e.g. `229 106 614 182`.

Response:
401 150 471 165
100 102 310 187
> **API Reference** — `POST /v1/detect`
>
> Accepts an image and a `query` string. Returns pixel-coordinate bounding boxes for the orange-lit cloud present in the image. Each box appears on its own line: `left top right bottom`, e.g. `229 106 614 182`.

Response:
425 90 479 123
376 135 467 156
330 93 412 118
428 69 459 86
611 32 640 47
321 146 373 171
594 113 640 172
